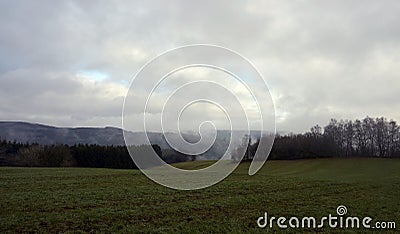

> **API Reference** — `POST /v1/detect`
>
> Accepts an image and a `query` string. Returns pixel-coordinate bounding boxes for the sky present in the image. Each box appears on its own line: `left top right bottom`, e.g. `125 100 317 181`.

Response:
0 0 399 133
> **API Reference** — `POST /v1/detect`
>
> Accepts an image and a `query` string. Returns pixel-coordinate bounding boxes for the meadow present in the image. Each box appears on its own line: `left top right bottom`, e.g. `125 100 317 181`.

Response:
1 158 399 233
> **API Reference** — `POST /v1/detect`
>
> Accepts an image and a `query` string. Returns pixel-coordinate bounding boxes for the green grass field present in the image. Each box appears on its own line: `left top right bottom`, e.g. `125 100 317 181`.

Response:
1 158 399 233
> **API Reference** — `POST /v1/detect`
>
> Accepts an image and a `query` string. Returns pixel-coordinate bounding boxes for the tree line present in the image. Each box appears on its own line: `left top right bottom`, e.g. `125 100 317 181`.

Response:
232 116 400 161
0 141 167 168
266 116 399 160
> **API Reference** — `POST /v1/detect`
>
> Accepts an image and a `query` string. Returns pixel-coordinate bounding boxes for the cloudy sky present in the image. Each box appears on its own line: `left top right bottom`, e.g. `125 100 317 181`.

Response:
1 0 399 133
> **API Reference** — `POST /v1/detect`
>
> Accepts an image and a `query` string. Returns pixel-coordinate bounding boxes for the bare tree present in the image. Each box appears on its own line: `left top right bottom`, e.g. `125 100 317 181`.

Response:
16 145 44 167
344 120 354 156
354 120 366 156
363 117 376 156
388 120 398 157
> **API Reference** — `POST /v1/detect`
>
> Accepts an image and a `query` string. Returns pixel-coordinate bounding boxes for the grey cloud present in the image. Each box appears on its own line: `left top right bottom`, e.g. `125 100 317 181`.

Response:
1 0 399 132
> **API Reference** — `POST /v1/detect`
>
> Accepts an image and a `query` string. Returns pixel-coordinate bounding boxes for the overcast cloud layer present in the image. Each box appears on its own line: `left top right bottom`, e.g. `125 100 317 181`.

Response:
1 0 399 133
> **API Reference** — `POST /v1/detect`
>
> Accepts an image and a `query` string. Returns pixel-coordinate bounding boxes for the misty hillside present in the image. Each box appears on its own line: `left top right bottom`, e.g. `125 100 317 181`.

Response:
0 121 157 146
0 121 266 160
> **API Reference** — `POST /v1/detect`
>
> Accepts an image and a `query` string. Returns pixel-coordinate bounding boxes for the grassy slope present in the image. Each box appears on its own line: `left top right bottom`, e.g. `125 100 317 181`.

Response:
1 158 399 233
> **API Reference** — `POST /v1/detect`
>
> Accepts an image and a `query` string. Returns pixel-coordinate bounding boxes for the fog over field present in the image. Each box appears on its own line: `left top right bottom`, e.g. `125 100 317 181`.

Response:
1 1 400 133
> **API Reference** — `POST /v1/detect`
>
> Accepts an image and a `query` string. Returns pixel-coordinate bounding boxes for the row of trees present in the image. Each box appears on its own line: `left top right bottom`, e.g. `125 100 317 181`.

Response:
270 116 400 160
0 141 136 168
234 116 400 161
322 117 400 157
0 141 170 168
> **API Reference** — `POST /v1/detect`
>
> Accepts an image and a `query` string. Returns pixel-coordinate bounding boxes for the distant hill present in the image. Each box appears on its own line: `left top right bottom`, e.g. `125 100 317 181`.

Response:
0 121 268 160
0 121 162 146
